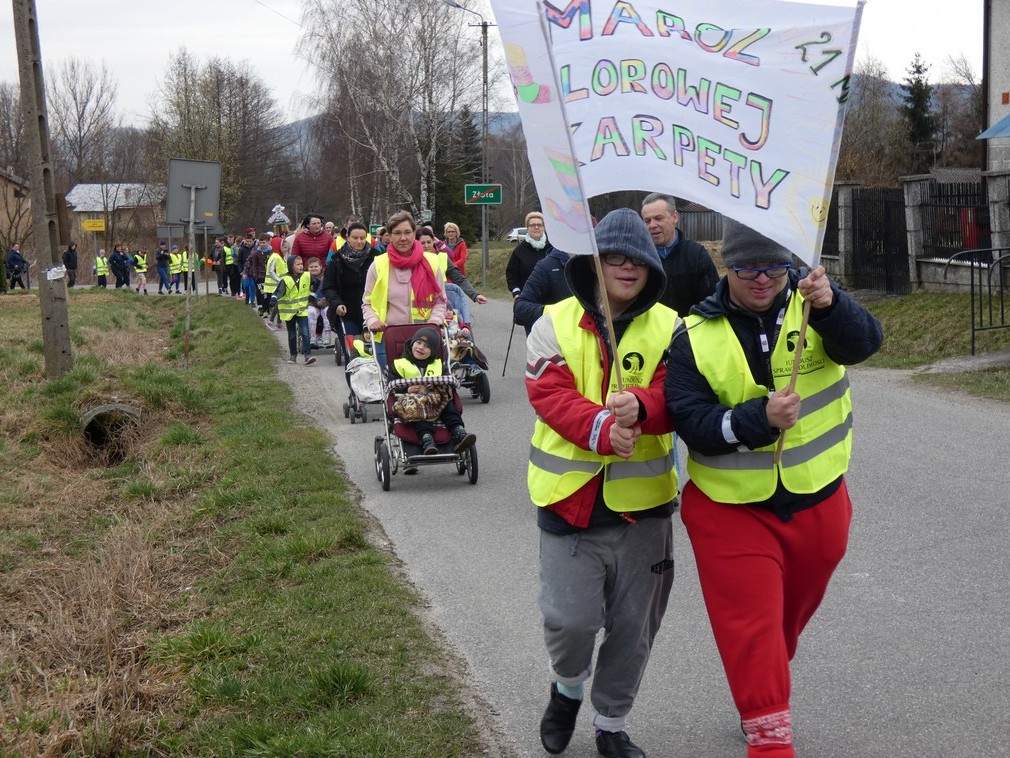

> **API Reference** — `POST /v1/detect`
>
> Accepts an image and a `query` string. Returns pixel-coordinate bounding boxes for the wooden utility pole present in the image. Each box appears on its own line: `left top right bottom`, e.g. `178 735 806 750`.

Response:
13 0 73 377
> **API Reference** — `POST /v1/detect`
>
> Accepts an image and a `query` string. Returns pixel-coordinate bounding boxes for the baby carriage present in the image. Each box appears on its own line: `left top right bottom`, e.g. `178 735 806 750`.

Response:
340 332 382 424
445 315 491 404
372 323 478 491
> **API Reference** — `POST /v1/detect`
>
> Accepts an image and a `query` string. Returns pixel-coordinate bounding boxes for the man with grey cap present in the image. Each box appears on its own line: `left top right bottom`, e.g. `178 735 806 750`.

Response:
664 219 882 758
526 208 679 758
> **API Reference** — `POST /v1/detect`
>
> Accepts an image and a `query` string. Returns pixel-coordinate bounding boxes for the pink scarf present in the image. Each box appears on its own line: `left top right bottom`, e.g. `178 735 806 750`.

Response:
388 240 442 311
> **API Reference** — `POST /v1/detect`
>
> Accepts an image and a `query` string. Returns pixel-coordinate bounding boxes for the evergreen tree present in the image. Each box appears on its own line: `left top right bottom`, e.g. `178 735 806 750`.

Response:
900 53 937 174
434 104 481 239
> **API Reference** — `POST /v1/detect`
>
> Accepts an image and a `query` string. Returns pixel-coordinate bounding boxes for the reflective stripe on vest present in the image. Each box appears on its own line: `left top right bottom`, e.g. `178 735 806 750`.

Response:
263 253 288 294
95 256 110 276
365 252 440 343
393 357 443 378
277 272 312 320
527 297 679 511
684 292 853 503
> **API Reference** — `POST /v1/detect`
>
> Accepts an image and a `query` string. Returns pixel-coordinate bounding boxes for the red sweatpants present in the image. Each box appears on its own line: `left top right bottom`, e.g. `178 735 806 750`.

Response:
681 479 852 723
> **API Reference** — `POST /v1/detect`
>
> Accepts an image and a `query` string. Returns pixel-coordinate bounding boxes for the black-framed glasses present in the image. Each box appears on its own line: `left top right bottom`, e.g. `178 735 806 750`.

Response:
732 264 791 280
600 253 647 267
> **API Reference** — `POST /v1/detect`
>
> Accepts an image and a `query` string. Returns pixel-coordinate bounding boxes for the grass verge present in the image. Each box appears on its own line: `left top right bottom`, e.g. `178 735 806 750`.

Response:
0 289 493 757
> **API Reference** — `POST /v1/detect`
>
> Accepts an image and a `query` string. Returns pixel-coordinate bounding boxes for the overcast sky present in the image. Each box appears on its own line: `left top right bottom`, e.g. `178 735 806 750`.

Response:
0 0 986 125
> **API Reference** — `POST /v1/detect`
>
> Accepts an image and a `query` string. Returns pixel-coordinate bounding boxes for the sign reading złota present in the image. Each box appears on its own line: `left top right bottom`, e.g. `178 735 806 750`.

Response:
464 184 503 205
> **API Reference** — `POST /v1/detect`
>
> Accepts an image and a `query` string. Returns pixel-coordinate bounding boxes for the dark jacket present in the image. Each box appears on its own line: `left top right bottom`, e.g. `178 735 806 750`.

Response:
664 270 883 516
109 249 129 276
7 248 27 274
322 245 379 326
155 246 171 266
62 246 78 271
656 230 719 317
235 242 254 272
506 238 552 296
513 247 571 334
245 247 268 280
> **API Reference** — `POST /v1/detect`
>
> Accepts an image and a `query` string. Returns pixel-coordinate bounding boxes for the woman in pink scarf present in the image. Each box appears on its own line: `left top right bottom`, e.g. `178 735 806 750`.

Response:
362 211 447 365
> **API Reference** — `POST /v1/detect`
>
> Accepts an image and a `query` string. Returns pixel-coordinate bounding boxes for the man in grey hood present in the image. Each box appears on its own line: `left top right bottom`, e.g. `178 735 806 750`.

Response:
525 208 680 758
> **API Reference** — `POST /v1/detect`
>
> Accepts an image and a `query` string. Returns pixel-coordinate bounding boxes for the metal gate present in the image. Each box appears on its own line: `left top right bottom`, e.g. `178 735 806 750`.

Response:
851 187 911 294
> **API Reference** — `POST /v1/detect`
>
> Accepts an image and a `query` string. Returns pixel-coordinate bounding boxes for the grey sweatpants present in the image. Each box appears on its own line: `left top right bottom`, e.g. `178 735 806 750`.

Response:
539 518 674 732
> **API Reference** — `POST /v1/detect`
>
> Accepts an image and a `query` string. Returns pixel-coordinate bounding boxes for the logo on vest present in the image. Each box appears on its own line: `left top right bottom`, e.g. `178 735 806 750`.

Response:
621 351 646 387
786 330 807 352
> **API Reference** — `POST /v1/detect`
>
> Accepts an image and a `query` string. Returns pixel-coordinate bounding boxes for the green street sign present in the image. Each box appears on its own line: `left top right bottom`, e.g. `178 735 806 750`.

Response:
464 183 503 205
368 224 382 235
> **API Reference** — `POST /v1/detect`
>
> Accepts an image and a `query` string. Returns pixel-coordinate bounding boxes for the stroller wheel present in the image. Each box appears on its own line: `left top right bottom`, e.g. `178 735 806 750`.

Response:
478 371 491 404
342 401 350 418
375 439 391 491
359 405 368 423
334 345 343 365
350 410 356 425
464 445 478 484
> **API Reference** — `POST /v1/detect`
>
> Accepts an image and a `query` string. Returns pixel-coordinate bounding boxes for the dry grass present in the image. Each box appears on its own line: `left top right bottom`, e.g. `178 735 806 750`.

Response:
0 300 222 755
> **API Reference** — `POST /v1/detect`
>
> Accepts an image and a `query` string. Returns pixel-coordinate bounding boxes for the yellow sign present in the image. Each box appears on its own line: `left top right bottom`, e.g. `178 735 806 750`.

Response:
82 219 106 232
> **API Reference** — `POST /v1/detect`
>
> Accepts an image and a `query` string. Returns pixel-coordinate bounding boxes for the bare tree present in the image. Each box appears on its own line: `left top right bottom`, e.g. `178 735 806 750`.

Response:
148 51 296 227
46 59 119 191
837 56 910 186
299 0 481 219
935 54 986 168
0 81 32 251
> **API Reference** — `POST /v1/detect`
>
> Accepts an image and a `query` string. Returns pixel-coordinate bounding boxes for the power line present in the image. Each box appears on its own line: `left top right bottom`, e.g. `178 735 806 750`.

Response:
250 0 304 28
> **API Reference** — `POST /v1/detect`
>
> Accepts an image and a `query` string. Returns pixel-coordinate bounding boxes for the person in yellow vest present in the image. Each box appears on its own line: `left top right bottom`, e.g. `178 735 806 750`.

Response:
263 243 288 328
270 255 316 365
168 245 183 293
93 248 110 288
526 209 678 758
361 210 446 367
389 326 474 455
133 248 149 295
665 220 883 758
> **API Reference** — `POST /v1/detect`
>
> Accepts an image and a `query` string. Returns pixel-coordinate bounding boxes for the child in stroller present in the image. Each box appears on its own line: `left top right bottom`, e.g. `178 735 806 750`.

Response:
388 326 476 455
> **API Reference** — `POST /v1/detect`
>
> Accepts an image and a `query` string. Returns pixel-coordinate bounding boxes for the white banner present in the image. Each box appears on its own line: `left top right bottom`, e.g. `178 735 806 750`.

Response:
490 0 863 265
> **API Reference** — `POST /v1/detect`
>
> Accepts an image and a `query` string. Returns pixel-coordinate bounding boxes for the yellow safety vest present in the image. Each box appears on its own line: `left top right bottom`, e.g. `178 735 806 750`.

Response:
364 252 441 343
527 297 679 511
393 357 443 378
181 251 193 272
95 256 110 276
263 252 288 295
168 252 181 274
277 272 311 320
224 245 234 266
133 253 147 273
684 291 853 503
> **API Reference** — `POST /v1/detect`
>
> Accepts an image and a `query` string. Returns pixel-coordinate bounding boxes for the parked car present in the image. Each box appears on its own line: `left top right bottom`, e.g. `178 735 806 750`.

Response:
506 227 526 244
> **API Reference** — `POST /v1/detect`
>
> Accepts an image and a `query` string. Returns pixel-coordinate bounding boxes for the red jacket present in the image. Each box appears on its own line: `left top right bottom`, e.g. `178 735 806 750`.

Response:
291 230 331 267
525 308 673 528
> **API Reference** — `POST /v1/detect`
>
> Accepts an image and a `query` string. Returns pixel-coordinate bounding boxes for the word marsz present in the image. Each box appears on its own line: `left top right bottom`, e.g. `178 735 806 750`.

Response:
546 0 769 67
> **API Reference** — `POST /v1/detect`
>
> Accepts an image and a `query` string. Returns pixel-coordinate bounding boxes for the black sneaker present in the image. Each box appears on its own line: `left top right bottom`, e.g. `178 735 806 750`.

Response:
451 426 476 453
595 730 645 758
540 683 581 754
420 434 438 455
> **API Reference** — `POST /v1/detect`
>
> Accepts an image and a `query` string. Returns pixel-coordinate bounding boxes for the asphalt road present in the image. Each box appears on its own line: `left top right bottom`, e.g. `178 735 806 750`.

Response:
278 297 1009 758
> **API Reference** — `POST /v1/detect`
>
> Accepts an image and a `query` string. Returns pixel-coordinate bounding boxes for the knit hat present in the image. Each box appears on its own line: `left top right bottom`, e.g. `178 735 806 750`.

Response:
720 218 794 269
406 326 442 357
564 208 667 320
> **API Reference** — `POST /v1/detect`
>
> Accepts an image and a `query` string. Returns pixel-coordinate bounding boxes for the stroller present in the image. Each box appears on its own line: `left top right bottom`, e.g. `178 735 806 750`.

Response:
372 323 478 491
340 331 382 424
445 316 491 404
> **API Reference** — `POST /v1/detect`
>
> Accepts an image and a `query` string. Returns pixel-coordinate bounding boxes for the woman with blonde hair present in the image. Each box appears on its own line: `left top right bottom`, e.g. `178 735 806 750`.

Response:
443 222 468 276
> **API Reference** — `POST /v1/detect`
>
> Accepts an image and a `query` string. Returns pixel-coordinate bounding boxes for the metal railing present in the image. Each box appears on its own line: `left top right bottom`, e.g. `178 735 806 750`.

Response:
943 247 1010 355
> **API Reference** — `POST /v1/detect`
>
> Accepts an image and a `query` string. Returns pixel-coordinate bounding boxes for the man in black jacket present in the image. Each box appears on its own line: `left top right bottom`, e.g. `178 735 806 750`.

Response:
513 246 571 335
640 193 719 316
664 220 882 758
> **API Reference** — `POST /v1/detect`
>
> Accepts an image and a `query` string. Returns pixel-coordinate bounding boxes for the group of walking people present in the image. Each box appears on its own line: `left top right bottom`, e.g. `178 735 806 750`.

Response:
517 197 883 758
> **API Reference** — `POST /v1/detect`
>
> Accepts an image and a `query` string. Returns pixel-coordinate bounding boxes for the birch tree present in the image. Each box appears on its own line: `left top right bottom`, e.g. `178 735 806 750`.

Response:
298 0 481 220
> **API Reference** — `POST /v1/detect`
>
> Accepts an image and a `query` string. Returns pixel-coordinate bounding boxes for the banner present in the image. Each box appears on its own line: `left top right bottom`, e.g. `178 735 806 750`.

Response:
490 0 863 265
